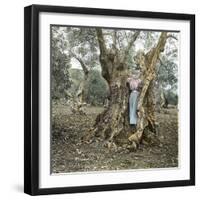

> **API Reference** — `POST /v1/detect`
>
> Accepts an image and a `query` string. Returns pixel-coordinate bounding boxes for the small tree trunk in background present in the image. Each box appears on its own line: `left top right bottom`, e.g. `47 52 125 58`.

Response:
71 54 90 114
72 74 89 115
76 73 88 104
160 89 168 109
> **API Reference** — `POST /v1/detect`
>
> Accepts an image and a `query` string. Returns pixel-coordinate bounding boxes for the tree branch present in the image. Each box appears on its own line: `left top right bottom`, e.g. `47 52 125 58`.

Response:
95 28 108 55
70 51 89 76
122 31 140 62
166 49 178 56
129 32 168 143
112 30 118 51
95 28 112 83
138 32 168 109
167 34 178 41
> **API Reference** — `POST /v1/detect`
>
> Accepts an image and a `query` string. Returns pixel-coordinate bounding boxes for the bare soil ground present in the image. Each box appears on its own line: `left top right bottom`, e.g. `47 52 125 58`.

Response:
51 104 178 173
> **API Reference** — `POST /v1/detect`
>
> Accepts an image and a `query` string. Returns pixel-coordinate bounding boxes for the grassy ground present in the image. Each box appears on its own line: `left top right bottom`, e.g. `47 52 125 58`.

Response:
51 104 178 173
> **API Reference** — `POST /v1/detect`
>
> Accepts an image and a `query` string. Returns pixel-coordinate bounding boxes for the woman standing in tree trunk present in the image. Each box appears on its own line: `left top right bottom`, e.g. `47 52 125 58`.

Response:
127 70 141 128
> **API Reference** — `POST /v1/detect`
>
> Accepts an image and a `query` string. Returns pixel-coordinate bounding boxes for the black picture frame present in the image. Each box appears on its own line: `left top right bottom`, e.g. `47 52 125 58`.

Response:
24 4 195 196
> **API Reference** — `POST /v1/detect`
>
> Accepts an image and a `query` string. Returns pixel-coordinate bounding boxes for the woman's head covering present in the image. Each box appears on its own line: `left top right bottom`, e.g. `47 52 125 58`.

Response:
131 69 140 78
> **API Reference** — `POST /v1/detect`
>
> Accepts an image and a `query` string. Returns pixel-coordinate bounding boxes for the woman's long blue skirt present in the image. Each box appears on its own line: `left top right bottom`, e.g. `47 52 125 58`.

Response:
129 90 139 125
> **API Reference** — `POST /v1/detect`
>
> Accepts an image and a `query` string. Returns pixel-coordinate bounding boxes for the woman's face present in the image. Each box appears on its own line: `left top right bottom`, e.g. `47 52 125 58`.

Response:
132 73 140 79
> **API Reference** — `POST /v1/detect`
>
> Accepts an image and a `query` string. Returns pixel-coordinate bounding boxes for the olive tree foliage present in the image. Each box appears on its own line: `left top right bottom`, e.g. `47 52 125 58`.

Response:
130 31 179 108
85 69 109 106
134 31 178 106
51 26 178 108
51 26 72 100
68 68 109 106
66 27 99 71
57 27 101 106
156 34 178 106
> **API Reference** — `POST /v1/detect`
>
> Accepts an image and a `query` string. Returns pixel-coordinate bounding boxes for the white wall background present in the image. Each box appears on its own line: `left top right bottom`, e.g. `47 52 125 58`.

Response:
0 0 198 199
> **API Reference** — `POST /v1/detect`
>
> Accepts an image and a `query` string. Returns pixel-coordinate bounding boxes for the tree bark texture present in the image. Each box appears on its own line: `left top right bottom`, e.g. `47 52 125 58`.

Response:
128 32 168 145
91 30 168 149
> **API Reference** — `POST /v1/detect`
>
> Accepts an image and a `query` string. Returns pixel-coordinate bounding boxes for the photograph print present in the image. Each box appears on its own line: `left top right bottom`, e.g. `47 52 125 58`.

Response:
51 25 179 174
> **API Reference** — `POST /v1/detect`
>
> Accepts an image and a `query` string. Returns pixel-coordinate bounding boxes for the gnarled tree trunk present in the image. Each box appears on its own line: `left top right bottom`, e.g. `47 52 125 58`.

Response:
89 30 168 150
128 32 168 146
93 71 131 143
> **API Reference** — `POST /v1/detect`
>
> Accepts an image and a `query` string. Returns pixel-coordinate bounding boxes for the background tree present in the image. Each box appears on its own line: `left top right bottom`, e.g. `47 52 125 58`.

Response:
85 69 109 106
51 26 71 100
156 36 178 107
64 27 99 104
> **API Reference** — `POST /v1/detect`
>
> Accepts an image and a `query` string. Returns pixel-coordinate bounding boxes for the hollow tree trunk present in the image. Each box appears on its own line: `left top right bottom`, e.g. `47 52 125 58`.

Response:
88 29 140 146
91 29 168 149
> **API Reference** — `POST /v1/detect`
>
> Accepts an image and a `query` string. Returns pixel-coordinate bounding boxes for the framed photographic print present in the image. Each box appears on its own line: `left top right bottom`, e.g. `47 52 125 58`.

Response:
24 4 195 195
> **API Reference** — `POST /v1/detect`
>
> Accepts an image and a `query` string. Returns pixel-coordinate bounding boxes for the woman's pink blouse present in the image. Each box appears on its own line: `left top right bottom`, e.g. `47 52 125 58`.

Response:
127 77 141 91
